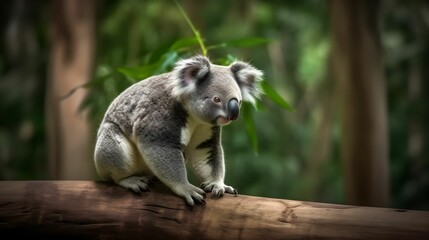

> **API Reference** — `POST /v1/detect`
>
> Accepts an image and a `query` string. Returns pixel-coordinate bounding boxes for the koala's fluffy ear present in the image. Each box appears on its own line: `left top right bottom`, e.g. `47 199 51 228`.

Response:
230 61 264 105
170 55 211 98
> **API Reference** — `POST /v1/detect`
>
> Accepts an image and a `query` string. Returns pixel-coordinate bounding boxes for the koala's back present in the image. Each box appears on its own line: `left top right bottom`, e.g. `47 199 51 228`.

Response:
102 73 188 146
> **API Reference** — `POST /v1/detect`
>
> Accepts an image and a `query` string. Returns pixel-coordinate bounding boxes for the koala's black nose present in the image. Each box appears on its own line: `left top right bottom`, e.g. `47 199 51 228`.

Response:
227 98 240 121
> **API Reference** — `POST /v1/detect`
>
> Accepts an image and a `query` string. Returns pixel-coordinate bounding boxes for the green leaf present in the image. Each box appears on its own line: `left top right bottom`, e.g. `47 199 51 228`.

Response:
147 41 175 64
242 103 259 155
157 51 179 73
169 37 200 51
118 51 179 81
117 64 158 81
261 81 294 112
254 98 266 112
212 54 236 65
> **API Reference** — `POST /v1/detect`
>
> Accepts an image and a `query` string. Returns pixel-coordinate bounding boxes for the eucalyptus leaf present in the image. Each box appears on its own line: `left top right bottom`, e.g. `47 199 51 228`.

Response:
118 52 179 82
169 37 200 51
254 98 266 112
157 51 179 73
242 103 259 155
148 41 175 64
261 81 294 112
117 64 158 81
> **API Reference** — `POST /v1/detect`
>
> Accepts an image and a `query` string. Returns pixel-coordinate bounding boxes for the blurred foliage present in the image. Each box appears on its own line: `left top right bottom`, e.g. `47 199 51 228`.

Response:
0 0 428 211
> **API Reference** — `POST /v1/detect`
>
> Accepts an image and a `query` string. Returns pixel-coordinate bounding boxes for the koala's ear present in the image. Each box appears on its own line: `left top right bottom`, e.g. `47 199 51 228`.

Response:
230 61 264 105
170 55 211 98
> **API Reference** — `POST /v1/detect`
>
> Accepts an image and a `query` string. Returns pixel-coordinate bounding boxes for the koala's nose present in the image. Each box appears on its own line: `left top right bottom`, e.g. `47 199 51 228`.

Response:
227 98 240 121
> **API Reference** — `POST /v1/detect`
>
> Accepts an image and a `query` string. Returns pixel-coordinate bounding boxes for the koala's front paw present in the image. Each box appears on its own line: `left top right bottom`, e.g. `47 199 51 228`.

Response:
201 181 238 198
173 183 207 206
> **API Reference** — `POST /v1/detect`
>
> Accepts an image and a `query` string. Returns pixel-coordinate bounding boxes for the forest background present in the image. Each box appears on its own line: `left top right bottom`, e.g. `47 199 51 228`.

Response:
1 0 428 211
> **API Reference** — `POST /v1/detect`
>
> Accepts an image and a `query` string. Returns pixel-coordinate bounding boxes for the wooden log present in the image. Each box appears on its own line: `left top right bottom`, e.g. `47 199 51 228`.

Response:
0 181 428 240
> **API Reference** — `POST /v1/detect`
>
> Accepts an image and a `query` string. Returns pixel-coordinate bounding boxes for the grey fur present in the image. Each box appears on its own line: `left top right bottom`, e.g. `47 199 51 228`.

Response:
94 55 263 205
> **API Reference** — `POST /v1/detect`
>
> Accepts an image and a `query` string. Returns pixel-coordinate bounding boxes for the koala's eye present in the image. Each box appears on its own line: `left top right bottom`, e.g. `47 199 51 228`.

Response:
213 96 221 103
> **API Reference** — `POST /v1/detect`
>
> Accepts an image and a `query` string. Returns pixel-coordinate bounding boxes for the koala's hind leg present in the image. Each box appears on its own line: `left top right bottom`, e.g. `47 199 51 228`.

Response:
94 122 151 192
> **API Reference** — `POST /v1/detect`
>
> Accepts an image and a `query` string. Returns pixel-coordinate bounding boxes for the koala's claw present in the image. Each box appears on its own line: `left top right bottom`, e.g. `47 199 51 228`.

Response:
118 176 151 193
174 183 206 206
200 182 210 192
201 182 237 198
224 185 238 196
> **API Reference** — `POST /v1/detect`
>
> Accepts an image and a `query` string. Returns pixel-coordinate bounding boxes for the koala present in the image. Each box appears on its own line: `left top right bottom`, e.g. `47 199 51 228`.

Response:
94 55 263 206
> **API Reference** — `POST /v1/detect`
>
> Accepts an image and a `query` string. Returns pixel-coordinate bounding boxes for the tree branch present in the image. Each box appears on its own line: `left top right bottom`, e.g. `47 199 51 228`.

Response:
0 181 428 239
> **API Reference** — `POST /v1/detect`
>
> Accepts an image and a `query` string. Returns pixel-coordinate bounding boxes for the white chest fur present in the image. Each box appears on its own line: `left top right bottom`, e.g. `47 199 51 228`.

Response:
181 117 213 177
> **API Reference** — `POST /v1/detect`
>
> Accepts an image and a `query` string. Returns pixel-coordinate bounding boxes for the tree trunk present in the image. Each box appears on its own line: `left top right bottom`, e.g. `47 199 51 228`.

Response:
45 0 96 179
329 0 389 207
408 1 429 201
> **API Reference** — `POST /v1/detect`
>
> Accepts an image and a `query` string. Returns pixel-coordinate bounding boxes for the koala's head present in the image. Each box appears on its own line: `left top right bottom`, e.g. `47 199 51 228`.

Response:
169 55 263 126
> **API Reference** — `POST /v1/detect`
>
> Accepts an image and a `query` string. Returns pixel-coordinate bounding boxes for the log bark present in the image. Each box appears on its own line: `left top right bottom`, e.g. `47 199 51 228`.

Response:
0 181 428 240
